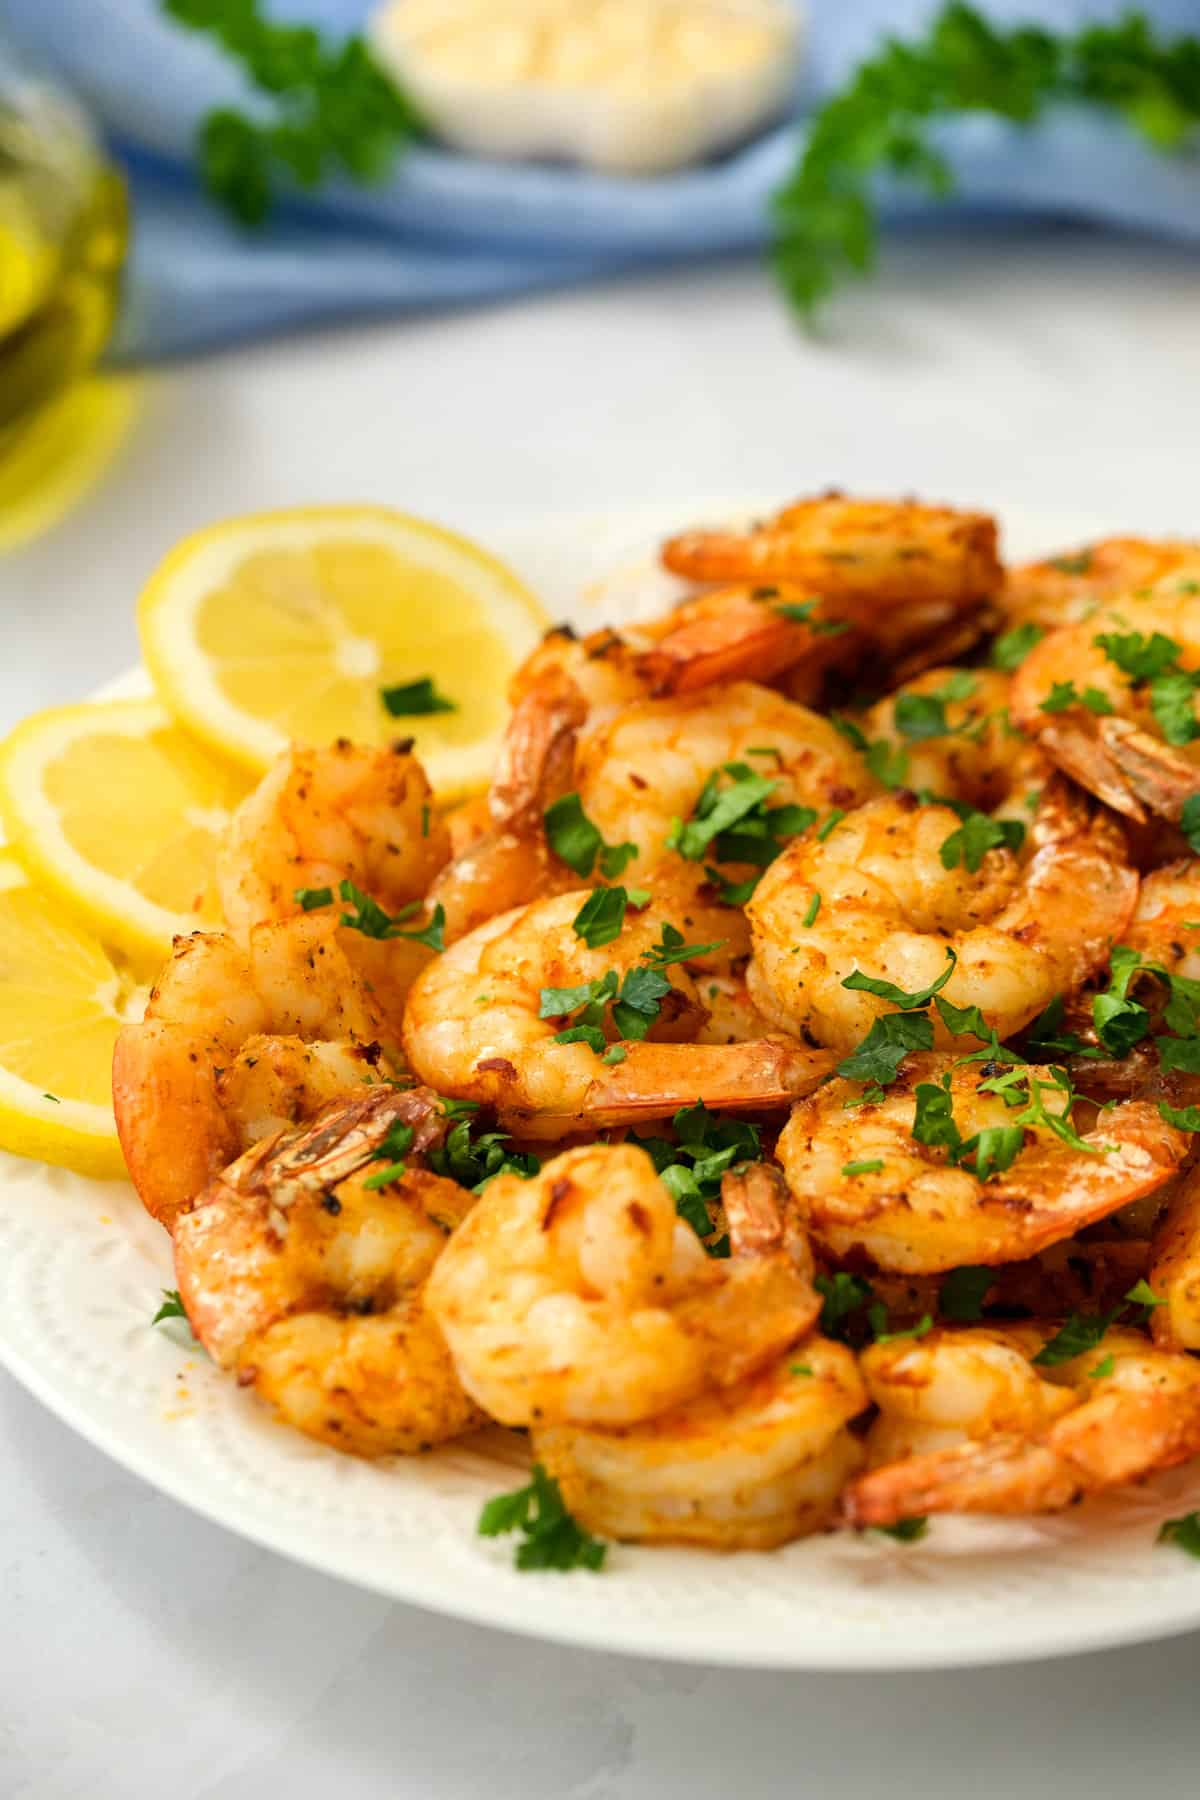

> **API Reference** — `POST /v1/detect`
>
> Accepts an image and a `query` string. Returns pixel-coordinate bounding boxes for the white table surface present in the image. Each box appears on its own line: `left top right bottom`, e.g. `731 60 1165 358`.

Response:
3 222 1200 1798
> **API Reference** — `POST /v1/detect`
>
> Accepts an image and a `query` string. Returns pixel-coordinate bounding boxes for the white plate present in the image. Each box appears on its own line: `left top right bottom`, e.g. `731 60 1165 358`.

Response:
3 499 1200 1672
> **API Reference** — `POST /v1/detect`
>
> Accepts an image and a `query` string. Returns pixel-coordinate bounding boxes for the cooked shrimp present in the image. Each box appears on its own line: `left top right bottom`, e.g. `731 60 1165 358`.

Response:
1150 1160 1200 1351
510 591 858 714
861 667 1049 819
425 1145 821 1427
573 681 879 881
661 494 1000 662
535 1338 866 1549
217 740 449 1014
1003 537 1200 633
776 1053 1189 1273
1011 591 1200 821
113 915 406 1228
1124 857 1200 979
174 1090 480 1456
860 1325 1076 1468
844 1327 1200 1523
746 786 1135 1054
403 890 833 1139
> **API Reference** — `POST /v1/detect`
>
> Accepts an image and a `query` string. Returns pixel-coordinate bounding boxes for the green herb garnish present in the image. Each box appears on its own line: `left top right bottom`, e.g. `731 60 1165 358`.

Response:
164 0 423 225
769 5 1200 319
478 1464 607 1572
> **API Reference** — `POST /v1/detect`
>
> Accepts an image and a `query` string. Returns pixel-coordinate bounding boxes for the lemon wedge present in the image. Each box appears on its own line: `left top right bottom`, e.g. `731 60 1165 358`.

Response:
0 854 142 1177
0 699 250 967
137 505 547 796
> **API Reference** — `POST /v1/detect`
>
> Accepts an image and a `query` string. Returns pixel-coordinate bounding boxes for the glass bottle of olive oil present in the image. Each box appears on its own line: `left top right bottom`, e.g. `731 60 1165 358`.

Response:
0 50 127 443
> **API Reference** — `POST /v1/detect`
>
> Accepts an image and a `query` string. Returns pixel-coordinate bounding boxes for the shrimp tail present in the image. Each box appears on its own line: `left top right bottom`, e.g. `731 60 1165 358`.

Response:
842 1433 1078 1523
634 591 853 697
1097 715 1200 824
512 1038 836 1137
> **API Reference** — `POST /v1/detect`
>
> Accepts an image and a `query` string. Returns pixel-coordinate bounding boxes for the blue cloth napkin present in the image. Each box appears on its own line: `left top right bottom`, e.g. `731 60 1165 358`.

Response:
7 0 1200 358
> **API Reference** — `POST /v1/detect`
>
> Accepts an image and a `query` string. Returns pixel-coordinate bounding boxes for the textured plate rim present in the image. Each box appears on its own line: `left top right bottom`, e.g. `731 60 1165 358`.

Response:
4 495 1200 1672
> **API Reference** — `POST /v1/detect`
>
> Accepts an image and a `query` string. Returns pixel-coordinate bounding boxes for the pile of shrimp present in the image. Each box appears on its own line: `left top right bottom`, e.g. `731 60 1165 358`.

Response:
114 494 1200 1557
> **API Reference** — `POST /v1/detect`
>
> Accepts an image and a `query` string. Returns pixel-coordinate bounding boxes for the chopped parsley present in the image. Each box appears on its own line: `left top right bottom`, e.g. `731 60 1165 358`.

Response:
544 793 636 880
802 891 822 928
990 622 1045 671
360 1119 416 1189
939 1264 993 1323
842 1158 884 1176
478 1464 607 1572
294 885 334 911
938 806 1024 874
152 1289 188 1326
1093 628 1200 746
1181 794 1200 855
1038 681 1115 716
769 595 851 636
641 922 726 969
572 886 631 950
843 948 957 1011
429 1116 539 1192
1158 1512 1200 1559
297 878 448 951
1088 1355 1116 1380
816 1271 877 1343
875 1517 928 1543
634 1103 760 1257
873 1313 933 1345
380 677 456 716
837 1010 934 1085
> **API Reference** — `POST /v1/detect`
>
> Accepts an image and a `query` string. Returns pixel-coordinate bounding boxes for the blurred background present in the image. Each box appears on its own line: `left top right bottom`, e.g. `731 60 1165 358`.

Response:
3 0 1200 548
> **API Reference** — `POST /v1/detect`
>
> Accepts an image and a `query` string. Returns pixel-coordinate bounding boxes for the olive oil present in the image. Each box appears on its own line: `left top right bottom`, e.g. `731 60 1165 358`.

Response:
0 69 127 441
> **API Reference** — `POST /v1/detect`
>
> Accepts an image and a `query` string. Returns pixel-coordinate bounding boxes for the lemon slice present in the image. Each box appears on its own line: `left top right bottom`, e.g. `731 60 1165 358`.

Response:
0 699 250 967
137 505 548 796
0 854 142 1177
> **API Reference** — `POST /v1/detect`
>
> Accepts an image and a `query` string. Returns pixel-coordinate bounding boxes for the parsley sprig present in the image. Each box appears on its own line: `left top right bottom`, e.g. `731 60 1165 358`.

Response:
544 793 636 881
771 5 1200 318
164 0 423 226
539 924 719 1056
478 1464 607 1572
294 877 445 951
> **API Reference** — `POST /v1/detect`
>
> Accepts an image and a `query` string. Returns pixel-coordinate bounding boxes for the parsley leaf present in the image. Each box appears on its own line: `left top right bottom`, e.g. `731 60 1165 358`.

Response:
1094 629 1182 683
478 1464 607 1572
152 1289 188 1326
294 884 333 911
990 622 1045 671
875 1517 929 1543
938 809 1025 873
1033 1310 1117 1367
769 4 1200 319
1160 1100 1200 1132
640 922 726 969
816 1271 876 1343
336 879 445 951
544 793 635 881
634 1103 760 1257
1181 793 1200 855
837 1011 934 1085
165 0 423 226
380 677 456 716
667 769 778 861
1150 668 1200 745
1158 1512 1200 1559
939 1265 993 1323
843 948 957 1010
1039 681 1115 716
429 1117 539 1192
572 886 630 950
